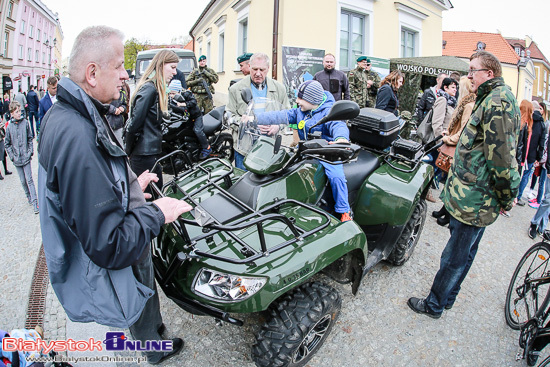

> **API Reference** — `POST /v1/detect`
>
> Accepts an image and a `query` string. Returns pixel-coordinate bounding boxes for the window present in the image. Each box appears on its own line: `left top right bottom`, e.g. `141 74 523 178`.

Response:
18 45 23 59
20 20 26 34
238 19 248 55
37 29 40 42
340 10 365 70
206 41 211 64
42 51 45 63
4 32 9 57
35 49 39 62
8 2 13 18
27 47 32 61
29 25 34 39
218 33 225 72
515 47 521 56
401 28 417 57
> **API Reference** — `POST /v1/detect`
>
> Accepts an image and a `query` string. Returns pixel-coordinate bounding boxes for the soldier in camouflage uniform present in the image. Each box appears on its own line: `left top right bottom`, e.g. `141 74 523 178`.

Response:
186 55 219 114
408 51 520 319
398 110 415 140
347 56 380 108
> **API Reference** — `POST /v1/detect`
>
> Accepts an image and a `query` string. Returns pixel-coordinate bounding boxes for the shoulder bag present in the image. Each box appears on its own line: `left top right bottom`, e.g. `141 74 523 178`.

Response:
435 143 456 173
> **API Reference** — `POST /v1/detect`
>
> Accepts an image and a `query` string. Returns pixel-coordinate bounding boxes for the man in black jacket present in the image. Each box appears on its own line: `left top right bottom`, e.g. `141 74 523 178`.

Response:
313 53 350 101
414 72 448 123
26 85 40 138
38 26 190 365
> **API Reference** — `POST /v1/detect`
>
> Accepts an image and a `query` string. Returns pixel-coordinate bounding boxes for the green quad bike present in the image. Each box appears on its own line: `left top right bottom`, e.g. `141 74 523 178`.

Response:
150 94 441 367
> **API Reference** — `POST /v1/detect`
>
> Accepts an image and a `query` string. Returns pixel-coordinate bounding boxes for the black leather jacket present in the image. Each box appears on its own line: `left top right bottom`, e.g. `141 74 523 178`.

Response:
125 82 162 156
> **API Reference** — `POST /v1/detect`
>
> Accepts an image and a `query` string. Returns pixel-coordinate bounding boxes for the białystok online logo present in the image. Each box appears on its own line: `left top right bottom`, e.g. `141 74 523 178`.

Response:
2 332 173 353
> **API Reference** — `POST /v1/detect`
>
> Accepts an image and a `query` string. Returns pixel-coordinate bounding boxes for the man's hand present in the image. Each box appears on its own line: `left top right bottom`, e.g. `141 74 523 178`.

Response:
259 124 280 136
367 80 373 88
137 170 158 199
153 197 193 223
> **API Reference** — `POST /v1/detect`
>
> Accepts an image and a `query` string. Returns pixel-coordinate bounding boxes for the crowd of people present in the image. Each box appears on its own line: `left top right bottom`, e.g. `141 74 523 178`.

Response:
2 21 546 365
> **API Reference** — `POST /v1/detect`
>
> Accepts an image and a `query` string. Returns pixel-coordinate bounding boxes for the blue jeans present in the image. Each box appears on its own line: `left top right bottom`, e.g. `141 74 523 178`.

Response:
517 162 535 200
234 151 247 171
537 168 547 203
532 173 550 232
320 161 350 214
425 217 486 314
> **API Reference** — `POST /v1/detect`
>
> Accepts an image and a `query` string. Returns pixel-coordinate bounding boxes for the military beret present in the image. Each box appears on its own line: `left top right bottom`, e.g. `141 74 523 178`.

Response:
357 56 371 63
237 52 253 64
198 55 206 61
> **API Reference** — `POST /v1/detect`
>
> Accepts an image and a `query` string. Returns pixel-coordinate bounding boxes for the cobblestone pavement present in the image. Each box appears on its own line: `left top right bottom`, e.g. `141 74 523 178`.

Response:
1 149 547 366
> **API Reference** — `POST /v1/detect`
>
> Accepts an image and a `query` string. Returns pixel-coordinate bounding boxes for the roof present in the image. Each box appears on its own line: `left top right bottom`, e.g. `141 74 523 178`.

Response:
505 38 550 65
442 31 519 65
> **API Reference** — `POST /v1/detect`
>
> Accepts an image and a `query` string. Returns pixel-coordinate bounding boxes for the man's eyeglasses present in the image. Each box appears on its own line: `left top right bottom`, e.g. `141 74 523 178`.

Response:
468 69 488 75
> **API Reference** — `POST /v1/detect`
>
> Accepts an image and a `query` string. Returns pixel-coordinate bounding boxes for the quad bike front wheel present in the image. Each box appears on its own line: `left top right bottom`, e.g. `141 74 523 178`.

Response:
252 282 341 367
387 199 427 266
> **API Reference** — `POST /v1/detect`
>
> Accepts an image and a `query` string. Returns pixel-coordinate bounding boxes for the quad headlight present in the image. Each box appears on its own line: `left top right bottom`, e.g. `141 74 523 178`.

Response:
193 268 267 302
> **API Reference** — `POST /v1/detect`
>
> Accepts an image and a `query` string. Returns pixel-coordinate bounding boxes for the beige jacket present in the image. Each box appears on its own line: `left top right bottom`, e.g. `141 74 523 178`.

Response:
430 96 454 138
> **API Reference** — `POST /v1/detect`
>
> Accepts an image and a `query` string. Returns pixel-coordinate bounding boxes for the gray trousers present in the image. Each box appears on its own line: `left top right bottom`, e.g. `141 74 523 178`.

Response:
129 250 165 362
15 163 37 206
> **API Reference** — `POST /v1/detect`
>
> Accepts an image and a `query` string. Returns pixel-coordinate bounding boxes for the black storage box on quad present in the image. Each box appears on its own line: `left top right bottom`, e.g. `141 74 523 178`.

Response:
348 108 400 150
391 138 423 160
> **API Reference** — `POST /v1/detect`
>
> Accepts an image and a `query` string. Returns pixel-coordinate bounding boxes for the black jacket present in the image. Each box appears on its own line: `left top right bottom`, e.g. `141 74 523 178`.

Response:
516 124 528 165
414 88 436 122
126 82 162 156
527 111 546 164
375 84 399 116
27 90 40 112
313 69 350 101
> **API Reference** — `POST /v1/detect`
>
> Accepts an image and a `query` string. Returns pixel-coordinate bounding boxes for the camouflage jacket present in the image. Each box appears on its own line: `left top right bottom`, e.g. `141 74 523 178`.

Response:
186 66 219 96
348 67 380 108
442 77 520 227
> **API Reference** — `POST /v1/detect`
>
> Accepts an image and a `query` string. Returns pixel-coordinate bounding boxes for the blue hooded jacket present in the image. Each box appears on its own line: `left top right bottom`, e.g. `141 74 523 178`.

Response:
257 91 349 141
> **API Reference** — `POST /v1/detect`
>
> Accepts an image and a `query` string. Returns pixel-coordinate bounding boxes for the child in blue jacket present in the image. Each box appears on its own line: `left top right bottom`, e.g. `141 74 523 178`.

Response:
256 80 352 222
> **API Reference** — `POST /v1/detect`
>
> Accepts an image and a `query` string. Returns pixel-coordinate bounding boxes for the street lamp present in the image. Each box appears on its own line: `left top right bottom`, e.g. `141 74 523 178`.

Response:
45 38 56 77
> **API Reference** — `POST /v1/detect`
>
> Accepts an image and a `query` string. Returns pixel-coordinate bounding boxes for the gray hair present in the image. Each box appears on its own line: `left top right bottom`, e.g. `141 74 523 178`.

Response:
250 52 270 67
68 26 124 83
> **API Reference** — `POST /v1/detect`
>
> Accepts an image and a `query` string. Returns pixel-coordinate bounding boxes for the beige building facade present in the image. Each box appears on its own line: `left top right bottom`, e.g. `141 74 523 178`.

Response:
190 0 452 105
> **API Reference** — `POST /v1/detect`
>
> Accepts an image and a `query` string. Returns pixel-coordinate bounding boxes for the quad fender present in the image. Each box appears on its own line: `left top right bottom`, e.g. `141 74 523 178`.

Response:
353 161 433 253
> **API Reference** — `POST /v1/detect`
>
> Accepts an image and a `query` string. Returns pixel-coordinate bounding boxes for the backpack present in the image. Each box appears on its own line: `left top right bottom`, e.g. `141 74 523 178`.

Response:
415 107 434 144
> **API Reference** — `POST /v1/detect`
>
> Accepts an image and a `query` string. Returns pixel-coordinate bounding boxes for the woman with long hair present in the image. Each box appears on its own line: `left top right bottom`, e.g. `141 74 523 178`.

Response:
432 76 476 224
527 102 549 208
375 70 404 116
125 49 179 189
516 100 546 207
516 99 534 176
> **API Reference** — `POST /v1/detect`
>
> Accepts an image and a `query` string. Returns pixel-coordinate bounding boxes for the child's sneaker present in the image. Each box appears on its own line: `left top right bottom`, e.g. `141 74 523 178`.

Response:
33 203 39 214
340 212 352 222
199 146 212 160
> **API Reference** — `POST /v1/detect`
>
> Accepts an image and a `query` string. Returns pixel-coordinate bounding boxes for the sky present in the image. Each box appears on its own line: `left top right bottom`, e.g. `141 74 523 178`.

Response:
45 0 550 61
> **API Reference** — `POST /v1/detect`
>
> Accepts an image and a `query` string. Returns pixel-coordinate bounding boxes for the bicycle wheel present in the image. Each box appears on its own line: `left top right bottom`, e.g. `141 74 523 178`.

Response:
537 354 550 367
505 242 550 330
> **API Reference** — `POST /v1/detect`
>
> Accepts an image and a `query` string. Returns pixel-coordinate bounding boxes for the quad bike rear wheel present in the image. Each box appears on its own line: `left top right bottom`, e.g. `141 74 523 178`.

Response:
387 199 427 266
212 133 234 162
252 282 341 367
